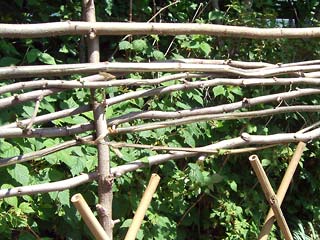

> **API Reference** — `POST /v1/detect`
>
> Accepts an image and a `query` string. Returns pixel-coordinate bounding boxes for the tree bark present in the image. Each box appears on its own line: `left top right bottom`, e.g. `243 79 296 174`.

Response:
83 0 113 238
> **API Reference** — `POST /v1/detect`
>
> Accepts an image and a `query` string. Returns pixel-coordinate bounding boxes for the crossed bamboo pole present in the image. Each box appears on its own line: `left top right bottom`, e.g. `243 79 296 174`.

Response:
249 155 293 240
258 142 306 239
249 141 306 239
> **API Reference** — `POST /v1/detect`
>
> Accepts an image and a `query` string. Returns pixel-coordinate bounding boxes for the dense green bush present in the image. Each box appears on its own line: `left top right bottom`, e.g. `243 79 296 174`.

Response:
0 0 320 239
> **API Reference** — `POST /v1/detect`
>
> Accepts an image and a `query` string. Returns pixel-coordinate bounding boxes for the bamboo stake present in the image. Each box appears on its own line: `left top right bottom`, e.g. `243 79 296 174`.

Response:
124 174 161 240
258 142 306 240
249 155 293 240
83 0 113 238
71 193 110 240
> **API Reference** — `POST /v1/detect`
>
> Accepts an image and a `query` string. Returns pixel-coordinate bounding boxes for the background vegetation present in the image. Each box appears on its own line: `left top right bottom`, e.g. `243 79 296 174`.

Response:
0 0 320 239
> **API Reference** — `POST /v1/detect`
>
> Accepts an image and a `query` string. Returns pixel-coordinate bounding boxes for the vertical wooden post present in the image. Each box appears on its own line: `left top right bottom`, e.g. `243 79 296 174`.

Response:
82 0 113 238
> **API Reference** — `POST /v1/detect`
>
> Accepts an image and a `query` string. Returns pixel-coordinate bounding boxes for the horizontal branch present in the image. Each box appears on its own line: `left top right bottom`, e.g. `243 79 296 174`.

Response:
107 88 320 126
1 126 319 198
0 89 60 110
0 172 98 198
110 105 320 131
2 61 320 79
2 76 320 95
1 105 91 129
0 136 93 167
2 88 320 138
177 59 272 68
2 75 319 129
2 21 320 39
108 141 276 154
0 73 209 94
2 105 318 166
0 123 93 138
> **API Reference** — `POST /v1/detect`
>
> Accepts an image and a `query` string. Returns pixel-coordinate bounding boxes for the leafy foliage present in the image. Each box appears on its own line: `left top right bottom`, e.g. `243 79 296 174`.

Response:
0 0 320 239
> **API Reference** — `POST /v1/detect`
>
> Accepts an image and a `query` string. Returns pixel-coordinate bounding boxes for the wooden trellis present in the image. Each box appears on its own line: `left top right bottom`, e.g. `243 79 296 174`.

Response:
0 0 320 239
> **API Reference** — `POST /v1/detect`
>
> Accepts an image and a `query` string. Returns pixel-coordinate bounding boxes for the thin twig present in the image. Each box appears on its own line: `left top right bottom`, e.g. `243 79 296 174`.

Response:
25 96 43 132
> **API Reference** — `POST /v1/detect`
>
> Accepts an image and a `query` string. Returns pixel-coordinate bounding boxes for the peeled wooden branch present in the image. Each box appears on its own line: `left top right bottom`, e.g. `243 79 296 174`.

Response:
0 123 93 138
0 73 206 94
108 142 276 154
249 155 293 240
71 193 110 240
1 87 320 138
0 89 59 110
0 135 275 168
112 105 320 133
0 172 98 198
3 62 320 79
3 87 318 130
2 104 319 139
0 74 113 94
2 22 320 39
108 105 320 126
106 86 320 108
177 59 272 68
0 126 318 199
2 76 320 95
0 136 93 167
1 105 91 129
124 174 160 240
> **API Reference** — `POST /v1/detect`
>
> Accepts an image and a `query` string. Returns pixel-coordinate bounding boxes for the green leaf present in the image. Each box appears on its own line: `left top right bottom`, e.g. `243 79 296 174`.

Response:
26 48 41 63
38 52 56 65
229 180 237 192
208 10 224 21
229 86 243 96
213 86 226 97
120 219 132 228
132 39 148 52
180 129 195 147
176 101 190 110
0 140 20 158
62 156 86 176
1 184 18 208
204 173 224 185
58 190 70 207
59 44 69 53
104 0 113 15
22 105 35 118
7 164 30 185
0 40 20 56
19 202 35 214
192 94 204 106
0 57 20 66
119 40 132 50
200 42 211 56
188 163 204 185
262 159 271 167
140 156 150 164
152 50 165 60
